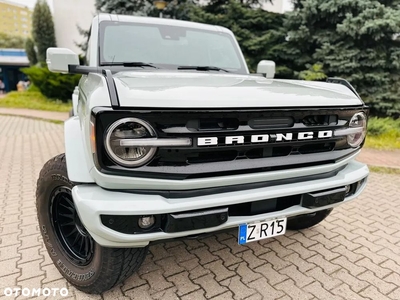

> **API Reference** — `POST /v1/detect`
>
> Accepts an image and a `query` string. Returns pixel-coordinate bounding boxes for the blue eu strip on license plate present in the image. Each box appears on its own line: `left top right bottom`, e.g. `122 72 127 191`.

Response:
238 224 248 245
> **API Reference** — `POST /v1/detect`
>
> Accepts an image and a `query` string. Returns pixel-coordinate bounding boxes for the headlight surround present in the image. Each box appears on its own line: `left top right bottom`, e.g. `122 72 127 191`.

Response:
105 118 157 167
347 112 367 148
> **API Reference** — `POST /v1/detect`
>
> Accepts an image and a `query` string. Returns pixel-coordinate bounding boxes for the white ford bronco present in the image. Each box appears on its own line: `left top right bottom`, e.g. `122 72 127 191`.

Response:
37 14 369 293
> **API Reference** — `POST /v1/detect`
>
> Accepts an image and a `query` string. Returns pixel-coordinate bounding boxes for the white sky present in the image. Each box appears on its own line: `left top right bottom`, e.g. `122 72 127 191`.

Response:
6 0 52 10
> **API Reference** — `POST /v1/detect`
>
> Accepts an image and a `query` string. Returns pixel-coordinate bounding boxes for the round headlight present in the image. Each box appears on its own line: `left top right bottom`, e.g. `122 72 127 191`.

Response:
105 118 157 167
347 112 367 148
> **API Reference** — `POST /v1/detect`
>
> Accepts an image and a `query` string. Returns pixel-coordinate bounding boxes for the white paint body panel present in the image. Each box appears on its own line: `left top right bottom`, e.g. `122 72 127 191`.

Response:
112 72 362 108
64 117 94 183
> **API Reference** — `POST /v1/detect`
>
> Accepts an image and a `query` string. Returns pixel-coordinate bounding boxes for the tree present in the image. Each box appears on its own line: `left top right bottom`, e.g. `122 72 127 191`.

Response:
25 38 38 66
284 0 400 116
95 0 150 15
32 0 57 62
0 33 25 48
94 0 196 19
190 0 291 75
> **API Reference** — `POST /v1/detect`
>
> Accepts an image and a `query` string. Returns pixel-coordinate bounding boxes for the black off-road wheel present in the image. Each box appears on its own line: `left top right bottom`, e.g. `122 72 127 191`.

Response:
36 154 148 294
287 209 333 230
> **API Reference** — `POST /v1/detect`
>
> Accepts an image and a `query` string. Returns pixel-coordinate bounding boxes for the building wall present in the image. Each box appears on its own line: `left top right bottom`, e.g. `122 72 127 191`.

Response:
0 0 32 37
262 0 293 13
52 0 96 54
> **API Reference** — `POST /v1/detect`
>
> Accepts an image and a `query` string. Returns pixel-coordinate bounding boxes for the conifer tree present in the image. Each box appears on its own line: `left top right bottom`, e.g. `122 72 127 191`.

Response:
32 0 57 62
25 38 38 66
284 0 400 116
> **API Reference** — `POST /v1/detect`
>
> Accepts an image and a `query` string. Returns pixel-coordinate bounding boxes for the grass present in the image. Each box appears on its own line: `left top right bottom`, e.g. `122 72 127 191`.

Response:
365 117 400 150
369 166 400 175
0 90 72 112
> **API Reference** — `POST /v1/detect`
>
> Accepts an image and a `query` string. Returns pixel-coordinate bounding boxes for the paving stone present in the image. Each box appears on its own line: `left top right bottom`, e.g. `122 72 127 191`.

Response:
258 250 291 271
229 262 262 284
359 286 391 300
279 265 314 288
331 284 366 300
307 254 341 275
167 271 200 296
180 289 206 300
155 256 185 277
253 264 288 286
275 279 313 300
17 259 44 281
283 253 317 273
331 269 369 293
204 260 235 282
178 258 211 280
358 271 397 295
194 274 227 299
213 248 243 267
220 276 256 300
140 269 174 294
191 247 219 265
303 281 344 300
305 267 343 291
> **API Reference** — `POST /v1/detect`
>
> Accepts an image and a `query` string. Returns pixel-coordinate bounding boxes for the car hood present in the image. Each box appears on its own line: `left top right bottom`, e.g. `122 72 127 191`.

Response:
113 71 363 108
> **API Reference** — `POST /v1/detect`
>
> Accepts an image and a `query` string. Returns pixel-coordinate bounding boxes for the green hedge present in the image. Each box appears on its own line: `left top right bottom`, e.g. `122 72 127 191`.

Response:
367 117 400 136
21 65 81 102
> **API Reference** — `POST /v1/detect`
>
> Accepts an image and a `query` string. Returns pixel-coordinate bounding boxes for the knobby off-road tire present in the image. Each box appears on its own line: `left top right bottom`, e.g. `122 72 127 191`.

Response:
287 209 333 230
36 154 148 294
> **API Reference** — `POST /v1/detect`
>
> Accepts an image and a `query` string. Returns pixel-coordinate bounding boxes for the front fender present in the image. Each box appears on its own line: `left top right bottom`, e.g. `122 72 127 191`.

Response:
64 116 94 183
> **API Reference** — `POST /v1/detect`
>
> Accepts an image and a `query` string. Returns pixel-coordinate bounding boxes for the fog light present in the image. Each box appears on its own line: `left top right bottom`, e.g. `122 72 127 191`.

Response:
345 185 351 195
138 216 155 229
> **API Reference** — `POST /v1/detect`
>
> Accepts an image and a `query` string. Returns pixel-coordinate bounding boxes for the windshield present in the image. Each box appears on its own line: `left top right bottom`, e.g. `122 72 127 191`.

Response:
99 21 247 74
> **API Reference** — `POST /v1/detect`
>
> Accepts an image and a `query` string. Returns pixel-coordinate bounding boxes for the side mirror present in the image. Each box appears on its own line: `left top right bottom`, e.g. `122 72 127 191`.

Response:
46 48 79 73
257 60 275 79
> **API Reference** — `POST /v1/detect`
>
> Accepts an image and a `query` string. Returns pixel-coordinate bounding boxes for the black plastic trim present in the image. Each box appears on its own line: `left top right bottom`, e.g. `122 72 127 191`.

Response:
104 166 346 199
102 69 120 108
68 65 100 74
327 77 362 100
302 187 346 208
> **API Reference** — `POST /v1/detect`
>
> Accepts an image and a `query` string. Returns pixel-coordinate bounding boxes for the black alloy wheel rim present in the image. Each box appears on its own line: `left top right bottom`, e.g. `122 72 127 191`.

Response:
50 187 94 266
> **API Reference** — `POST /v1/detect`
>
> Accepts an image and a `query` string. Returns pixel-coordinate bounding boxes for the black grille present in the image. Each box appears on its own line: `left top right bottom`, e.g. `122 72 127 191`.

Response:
93 107 367 179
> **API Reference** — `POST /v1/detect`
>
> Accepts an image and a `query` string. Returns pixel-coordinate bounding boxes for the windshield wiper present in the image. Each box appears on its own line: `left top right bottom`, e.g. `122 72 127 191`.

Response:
102 62 158 68
177 66 230 72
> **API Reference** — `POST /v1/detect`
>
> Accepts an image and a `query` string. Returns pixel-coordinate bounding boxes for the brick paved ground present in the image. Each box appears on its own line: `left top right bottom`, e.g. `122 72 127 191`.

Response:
357 149 400 169
1 115 400 300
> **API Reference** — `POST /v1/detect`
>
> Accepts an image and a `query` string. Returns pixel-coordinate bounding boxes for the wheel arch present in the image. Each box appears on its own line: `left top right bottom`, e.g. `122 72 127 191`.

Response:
64 116 94 183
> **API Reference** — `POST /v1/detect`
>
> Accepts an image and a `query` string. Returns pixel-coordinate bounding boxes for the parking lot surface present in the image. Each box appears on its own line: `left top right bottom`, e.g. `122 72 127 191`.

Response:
1 115 400 300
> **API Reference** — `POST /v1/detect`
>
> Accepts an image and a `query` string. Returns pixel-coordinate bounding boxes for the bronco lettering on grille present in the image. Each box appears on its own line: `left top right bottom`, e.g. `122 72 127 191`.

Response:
197 130 333 146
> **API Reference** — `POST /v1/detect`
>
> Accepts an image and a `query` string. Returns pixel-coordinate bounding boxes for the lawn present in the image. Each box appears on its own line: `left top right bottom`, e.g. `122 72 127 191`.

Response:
0 91 72 112
366 117 400 150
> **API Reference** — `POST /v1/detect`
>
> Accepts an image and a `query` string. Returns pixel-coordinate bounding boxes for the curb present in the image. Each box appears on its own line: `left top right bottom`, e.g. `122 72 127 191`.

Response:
0 113 65 124
368 165 400 175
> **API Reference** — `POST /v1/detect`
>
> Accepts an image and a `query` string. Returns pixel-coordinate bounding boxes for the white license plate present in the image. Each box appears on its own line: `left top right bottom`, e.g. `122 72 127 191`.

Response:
238 218 287 245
